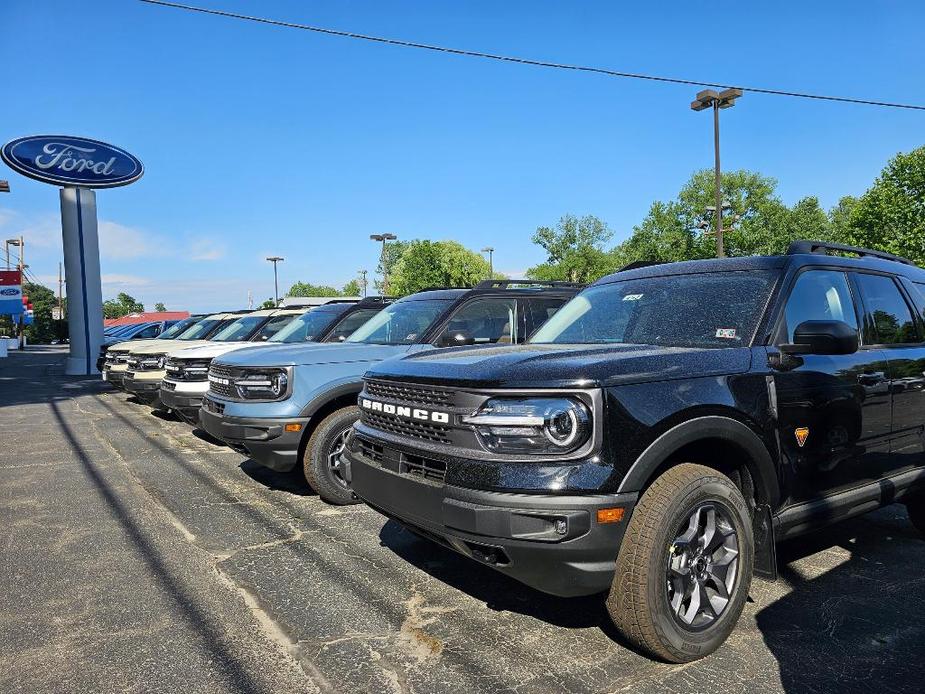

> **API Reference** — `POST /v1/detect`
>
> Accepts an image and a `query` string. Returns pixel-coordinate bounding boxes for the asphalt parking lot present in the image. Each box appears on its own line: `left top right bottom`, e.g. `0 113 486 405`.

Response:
2 346 923 694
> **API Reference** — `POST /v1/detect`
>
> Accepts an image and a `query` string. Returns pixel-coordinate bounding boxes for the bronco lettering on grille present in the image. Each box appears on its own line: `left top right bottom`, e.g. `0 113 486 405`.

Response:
360 398 450 424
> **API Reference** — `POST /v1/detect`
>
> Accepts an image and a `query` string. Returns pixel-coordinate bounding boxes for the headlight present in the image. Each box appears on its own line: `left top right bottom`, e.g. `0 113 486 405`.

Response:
234 369 289 400
157 355 168 369
463 397 591 455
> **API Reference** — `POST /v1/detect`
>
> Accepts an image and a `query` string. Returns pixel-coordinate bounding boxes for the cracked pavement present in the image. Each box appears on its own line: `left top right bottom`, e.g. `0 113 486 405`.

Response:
2 347 923 693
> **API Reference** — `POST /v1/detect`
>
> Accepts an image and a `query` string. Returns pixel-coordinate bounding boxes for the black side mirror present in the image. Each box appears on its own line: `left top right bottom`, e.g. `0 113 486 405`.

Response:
440 330 475 347
781 320 859 356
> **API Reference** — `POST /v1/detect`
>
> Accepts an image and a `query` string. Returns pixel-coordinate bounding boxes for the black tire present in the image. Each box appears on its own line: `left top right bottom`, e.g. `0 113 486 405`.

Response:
606 463 754 663
907 496 925 536
303 406 361 506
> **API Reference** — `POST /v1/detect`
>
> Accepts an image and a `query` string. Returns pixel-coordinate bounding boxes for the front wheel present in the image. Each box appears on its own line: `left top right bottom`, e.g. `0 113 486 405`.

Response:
606 463 754 662
303 406 361 505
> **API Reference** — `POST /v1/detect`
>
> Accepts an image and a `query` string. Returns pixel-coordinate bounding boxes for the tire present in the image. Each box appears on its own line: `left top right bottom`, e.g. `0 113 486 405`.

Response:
303 406 361 506
606 463 754 663
907 496 925 536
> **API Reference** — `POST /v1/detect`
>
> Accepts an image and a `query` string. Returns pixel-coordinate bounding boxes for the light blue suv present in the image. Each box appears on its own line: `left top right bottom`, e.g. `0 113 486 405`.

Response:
198 282 581 504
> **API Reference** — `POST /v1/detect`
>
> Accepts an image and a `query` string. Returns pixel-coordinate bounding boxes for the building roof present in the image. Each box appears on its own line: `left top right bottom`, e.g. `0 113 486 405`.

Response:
104 311 190 327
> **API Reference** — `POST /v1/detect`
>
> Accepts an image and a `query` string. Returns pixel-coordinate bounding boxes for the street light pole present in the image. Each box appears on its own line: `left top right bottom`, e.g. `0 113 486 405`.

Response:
481 247 494 279
266 256 284 306
358 269 368 297
370 233 397 295
691 88 742 258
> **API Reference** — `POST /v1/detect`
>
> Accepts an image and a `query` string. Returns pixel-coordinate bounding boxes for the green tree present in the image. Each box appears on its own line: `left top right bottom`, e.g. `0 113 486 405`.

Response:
286 282 342 297
375 240 410 294
20 282 61 344
388 240 491 296
154 302 167 312
102 292 144 319
342 279 362 296
848 146 925 265
526 214 619 283
259 298 276 309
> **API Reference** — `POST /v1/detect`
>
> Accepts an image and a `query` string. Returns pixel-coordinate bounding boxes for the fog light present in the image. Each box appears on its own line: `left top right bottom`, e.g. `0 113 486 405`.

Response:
554 518 568 535
597 508 625 524
284 423 302 432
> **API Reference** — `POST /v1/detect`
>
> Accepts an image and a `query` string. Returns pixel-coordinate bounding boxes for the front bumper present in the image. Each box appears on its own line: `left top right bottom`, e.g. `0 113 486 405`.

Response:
159 381 207 423
199 398 309 471
123 372 163 405
346 446 637 597
103 363 128 387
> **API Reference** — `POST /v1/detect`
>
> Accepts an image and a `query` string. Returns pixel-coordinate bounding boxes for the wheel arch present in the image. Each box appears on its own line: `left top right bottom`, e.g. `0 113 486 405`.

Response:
296 383 363 457
616 416 781 509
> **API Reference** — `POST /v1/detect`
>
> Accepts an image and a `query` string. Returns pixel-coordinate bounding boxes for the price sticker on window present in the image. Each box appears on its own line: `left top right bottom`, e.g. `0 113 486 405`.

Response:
715 328 737 339
623 294 644 302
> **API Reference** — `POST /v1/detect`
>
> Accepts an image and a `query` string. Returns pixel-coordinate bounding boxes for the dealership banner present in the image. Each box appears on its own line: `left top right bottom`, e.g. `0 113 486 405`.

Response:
0 270 23 316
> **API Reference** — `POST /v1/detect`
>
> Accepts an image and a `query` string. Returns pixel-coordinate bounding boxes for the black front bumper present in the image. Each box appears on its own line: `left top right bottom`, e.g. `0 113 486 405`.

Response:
159 384 205 424
346 447 637 598
198 403 309 471
123 374 162 405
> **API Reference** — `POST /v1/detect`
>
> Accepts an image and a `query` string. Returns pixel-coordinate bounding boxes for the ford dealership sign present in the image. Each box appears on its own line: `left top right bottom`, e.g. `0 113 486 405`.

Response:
0 135 143 188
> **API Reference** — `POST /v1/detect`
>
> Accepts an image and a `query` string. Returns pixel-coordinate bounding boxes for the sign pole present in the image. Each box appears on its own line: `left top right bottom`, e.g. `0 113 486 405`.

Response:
60 187 104 375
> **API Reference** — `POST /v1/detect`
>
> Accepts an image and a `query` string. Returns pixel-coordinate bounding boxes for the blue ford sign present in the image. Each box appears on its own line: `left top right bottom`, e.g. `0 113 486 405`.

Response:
0 135 143 188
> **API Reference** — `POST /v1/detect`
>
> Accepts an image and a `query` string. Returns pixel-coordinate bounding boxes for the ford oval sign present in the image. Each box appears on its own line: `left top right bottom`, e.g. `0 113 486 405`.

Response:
0 135 143 188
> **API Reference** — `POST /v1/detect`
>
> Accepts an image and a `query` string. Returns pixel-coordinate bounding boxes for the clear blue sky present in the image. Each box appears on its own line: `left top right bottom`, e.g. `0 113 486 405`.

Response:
2 0 923 312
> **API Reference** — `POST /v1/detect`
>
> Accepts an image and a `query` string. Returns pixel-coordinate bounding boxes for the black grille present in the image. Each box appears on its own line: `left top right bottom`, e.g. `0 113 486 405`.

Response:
162 381 177 391
208 363 239 399
166 358 211 382
357 437 384 463
365 379 452 407
401 452 446 483
361 411 451 444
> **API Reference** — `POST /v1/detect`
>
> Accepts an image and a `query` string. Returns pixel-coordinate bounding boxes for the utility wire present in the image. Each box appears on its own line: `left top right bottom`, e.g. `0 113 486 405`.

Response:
140 0 925 111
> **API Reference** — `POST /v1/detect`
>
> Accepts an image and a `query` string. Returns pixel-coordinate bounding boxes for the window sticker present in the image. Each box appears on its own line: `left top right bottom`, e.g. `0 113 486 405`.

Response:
623 293 644 302
715 328 737 339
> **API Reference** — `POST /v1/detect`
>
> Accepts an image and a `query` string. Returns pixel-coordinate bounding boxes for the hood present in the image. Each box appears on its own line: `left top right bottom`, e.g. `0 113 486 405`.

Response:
107 339 160 353
365 343 754 389
126 339 211 355
168 341 257 360
216 342 412 368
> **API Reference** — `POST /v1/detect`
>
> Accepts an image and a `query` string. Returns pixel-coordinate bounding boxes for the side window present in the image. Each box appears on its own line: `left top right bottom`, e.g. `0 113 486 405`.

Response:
440 298 517 345
854 273 920 345
254 314 295 341
779 270 858 343
524 297 570 339
324 309 381 342
135 325 160 339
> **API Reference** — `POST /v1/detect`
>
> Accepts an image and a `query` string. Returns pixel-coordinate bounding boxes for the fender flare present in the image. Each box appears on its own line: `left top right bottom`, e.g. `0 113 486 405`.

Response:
298 380 363 419
616 415 780 508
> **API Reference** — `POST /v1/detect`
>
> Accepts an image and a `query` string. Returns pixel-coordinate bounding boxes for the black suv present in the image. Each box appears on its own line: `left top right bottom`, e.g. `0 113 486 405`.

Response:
345 241 925 662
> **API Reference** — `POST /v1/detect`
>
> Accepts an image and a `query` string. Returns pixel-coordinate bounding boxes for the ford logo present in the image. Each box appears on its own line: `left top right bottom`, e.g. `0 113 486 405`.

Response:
0 288 19 296
1 135 143 188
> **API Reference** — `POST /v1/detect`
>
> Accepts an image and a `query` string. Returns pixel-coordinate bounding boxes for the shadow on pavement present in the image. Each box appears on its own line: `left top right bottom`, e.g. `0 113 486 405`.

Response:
238 459 315 497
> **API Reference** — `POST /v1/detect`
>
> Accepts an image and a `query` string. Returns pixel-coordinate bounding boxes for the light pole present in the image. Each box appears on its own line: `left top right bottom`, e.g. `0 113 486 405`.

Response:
691 88 742 258
266 256 284 306
481 247 494 279
370 233 397 294
358 269 368 297
5 238 21 271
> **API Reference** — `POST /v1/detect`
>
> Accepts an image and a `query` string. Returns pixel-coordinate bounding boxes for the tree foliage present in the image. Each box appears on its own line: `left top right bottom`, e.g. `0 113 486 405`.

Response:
341 279 363 296
847 146 925 266
287 282 342 297
527 215 619 283
374 240 410 294
388 240 491 296
154 302 167 312
103 292 144 319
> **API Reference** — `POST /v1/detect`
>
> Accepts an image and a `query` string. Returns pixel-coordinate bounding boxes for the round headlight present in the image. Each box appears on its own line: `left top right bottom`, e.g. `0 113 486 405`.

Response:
465 396 592 455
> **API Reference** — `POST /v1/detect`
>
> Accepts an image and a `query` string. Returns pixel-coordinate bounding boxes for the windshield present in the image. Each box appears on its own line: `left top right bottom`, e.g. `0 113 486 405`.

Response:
177 317 224 340
210 315 266 342
268 306 349 343
157 318 196 339
346 299 450 345
530 271 777 348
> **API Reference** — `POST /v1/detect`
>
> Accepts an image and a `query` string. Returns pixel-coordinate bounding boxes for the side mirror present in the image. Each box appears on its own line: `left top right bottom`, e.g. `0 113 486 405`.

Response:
440 330 475 347
781 320 859 356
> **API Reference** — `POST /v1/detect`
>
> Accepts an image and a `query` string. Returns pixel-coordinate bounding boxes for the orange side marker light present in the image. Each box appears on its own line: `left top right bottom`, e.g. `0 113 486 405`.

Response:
597 508 625 524
284 423 303 433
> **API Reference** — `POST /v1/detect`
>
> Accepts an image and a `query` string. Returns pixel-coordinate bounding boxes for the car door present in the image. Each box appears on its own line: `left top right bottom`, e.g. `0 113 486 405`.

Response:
771 268 892 506
852 272 925 474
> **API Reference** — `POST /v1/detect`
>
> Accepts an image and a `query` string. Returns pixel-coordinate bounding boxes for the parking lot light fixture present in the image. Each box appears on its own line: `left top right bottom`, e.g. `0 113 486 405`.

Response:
481 247 495 279
0 180 9 193
370 234 397 294
266 256 284 306
691 88 743 258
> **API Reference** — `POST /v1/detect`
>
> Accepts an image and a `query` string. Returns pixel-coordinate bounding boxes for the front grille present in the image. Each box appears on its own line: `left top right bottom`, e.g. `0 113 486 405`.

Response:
401 452 446 483
116 355 130 364
361 411 451 444
162 381 176 391
208 363 239 399
357 437 384 463
356 436 447 483
365 379 452 407
166 358 211 382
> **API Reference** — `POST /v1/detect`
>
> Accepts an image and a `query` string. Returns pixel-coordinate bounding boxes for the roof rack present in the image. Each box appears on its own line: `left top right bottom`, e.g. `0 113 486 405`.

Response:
618 260 665 272
787 240 915 266
473 279 585 289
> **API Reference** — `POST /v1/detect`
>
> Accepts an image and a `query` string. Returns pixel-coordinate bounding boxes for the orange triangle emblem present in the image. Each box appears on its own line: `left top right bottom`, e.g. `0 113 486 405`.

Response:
795 427 810 448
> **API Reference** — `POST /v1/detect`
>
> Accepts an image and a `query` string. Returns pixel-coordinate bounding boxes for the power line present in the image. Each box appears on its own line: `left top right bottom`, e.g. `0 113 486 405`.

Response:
140 0 925 112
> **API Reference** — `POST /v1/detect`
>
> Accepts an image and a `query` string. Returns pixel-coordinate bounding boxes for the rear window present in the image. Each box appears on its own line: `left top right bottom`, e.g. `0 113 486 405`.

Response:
530 271 777 348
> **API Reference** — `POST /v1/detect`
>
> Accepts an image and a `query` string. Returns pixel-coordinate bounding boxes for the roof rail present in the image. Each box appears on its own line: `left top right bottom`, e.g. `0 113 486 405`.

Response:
473 279 585 289
787 240 915 266
618 260 665 272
